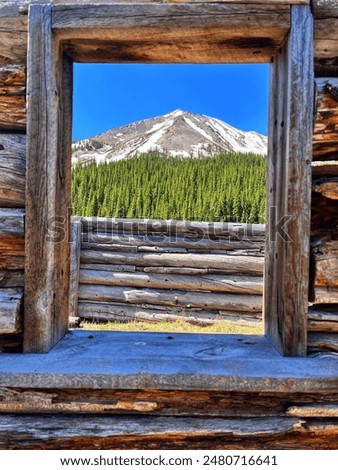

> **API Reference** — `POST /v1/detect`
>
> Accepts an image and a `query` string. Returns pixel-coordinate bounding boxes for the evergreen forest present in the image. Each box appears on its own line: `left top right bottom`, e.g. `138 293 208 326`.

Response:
72 151 266 223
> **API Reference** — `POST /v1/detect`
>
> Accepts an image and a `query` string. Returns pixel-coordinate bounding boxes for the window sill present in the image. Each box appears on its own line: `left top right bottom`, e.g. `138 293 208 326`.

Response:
0 331 337 392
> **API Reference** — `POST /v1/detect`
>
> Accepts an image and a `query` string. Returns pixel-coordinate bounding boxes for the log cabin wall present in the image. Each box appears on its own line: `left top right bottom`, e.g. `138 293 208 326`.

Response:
2 0 338 450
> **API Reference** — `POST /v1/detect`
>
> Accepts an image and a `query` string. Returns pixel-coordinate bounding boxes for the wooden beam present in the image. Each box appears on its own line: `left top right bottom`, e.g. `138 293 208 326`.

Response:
52 3 290 64
24 5 72 352
0 287 23 334
0 13 27 66
264 5 313 356
314 79 338 161
0 134 26 207
0 209 24 272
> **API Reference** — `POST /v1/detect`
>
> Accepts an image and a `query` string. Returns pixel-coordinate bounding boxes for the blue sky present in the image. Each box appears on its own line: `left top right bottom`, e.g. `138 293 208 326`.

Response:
73 63 269 141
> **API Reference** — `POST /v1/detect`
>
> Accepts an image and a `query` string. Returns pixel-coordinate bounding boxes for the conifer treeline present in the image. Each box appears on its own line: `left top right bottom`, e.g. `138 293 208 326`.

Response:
72 151 266 223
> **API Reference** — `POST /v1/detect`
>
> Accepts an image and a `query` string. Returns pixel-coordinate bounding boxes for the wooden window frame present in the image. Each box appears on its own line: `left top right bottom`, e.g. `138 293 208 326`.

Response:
24 2 313 356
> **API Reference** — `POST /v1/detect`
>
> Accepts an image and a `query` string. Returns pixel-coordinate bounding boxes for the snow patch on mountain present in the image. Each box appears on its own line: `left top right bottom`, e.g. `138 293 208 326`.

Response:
72 110 267 166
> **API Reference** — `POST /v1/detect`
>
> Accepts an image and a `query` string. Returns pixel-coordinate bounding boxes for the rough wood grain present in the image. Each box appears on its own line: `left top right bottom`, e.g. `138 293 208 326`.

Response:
80 217 266 240
24 5 72 352
0 209 24 271
79 284 262 313
0 15 27 66
308 332 338 352
0 134 26 207
52 4 290 64
80 269 263 295
0 65 25 95
313 286 338 303
0 414 319 450
69 221 81 318
314 79 338 160
312 240 338 288
308 307 338 332
313 0 338 18
311 193 338 239
82 233 265 252
80 250 264 274
313 178 338 199
78 301 262 325
0 288 23 334
287 404 338 417
264 5 313 356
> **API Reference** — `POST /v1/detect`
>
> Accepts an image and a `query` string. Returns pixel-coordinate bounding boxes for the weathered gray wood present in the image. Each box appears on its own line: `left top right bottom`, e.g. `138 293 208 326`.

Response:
308 332 338 353
313 0 338 18
78 301 261 325
0 134 26 207
69 221 82 318
80 250 264 274
0 270 24 288
79 284 262 313
81 235 264 252
80 270 263 295
264 5 313 356
80 217 266 240
308 307 338 332
0 208 24 237
0 287 23 334
287 404 338 417
24 5 72 352
52 4 290 64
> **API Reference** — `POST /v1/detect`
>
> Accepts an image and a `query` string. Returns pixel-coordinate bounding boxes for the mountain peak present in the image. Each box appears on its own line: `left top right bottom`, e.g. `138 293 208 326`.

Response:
72 111 267 165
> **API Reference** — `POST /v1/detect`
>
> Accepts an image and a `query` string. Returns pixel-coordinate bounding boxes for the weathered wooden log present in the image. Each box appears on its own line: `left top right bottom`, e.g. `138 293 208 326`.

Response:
311 193 338 239
69 221 82 318
308 332 338 353
0 270 24 288
80 269 263 295
313 178 338 199
0 134 26 207
80 217 265 240
81 232 265 252
80 263 136 273
312 163 338 177
314 78 338 159
308 307 338 332
0 65 25 95
0 287 23 334
312 240 338 287
78 285 262 313
0 10 27 66
0 209 24 270
313 286 338 303
80 250 264 275
0 96 26 132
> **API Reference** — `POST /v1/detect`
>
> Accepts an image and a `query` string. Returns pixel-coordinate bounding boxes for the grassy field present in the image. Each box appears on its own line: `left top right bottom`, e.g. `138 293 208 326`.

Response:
81 319 263 335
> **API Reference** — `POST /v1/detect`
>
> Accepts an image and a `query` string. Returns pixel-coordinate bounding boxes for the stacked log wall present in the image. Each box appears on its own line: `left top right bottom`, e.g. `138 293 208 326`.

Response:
0 5 26 351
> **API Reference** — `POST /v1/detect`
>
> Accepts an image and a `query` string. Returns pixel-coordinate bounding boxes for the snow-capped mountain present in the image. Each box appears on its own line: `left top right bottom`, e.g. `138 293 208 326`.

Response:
72 110 267 165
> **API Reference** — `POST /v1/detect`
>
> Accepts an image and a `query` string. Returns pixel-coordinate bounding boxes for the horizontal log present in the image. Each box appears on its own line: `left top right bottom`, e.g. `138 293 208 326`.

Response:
308 306 338 332
313 286 338 303
313 178 338 199
313 78 338 159
0 16 27 66
0 287 23 334
312 240 338 286
79 217 266 240
311 193 338 239
0 95 26 131
308 332 338 353
78 301 250 326
81 234 264 252
0 270 24 288
0 134 26 207
80 270 263 295
78 285 262 313
0 209 25 270
287 404 338 417
0 414 315 450
80 251 264 275
312 163 338 177
313 0 338 18
0 64 25 95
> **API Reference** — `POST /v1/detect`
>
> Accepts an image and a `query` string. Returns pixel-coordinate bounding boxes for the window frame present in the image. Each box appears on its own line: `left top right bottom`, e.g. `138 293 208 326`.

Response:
24 2 314 356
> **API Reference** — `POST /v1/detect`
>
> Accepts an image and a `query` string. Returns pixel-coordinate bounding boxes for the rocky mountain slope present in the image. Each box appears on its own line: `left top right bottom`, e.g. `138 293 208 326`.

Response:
72 109 267 165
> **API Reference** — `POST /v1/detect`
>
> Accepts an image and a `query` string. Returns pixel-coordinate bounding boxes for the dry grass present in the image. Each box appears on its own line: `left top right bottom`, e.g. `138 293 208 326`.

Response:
81 319 263 335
